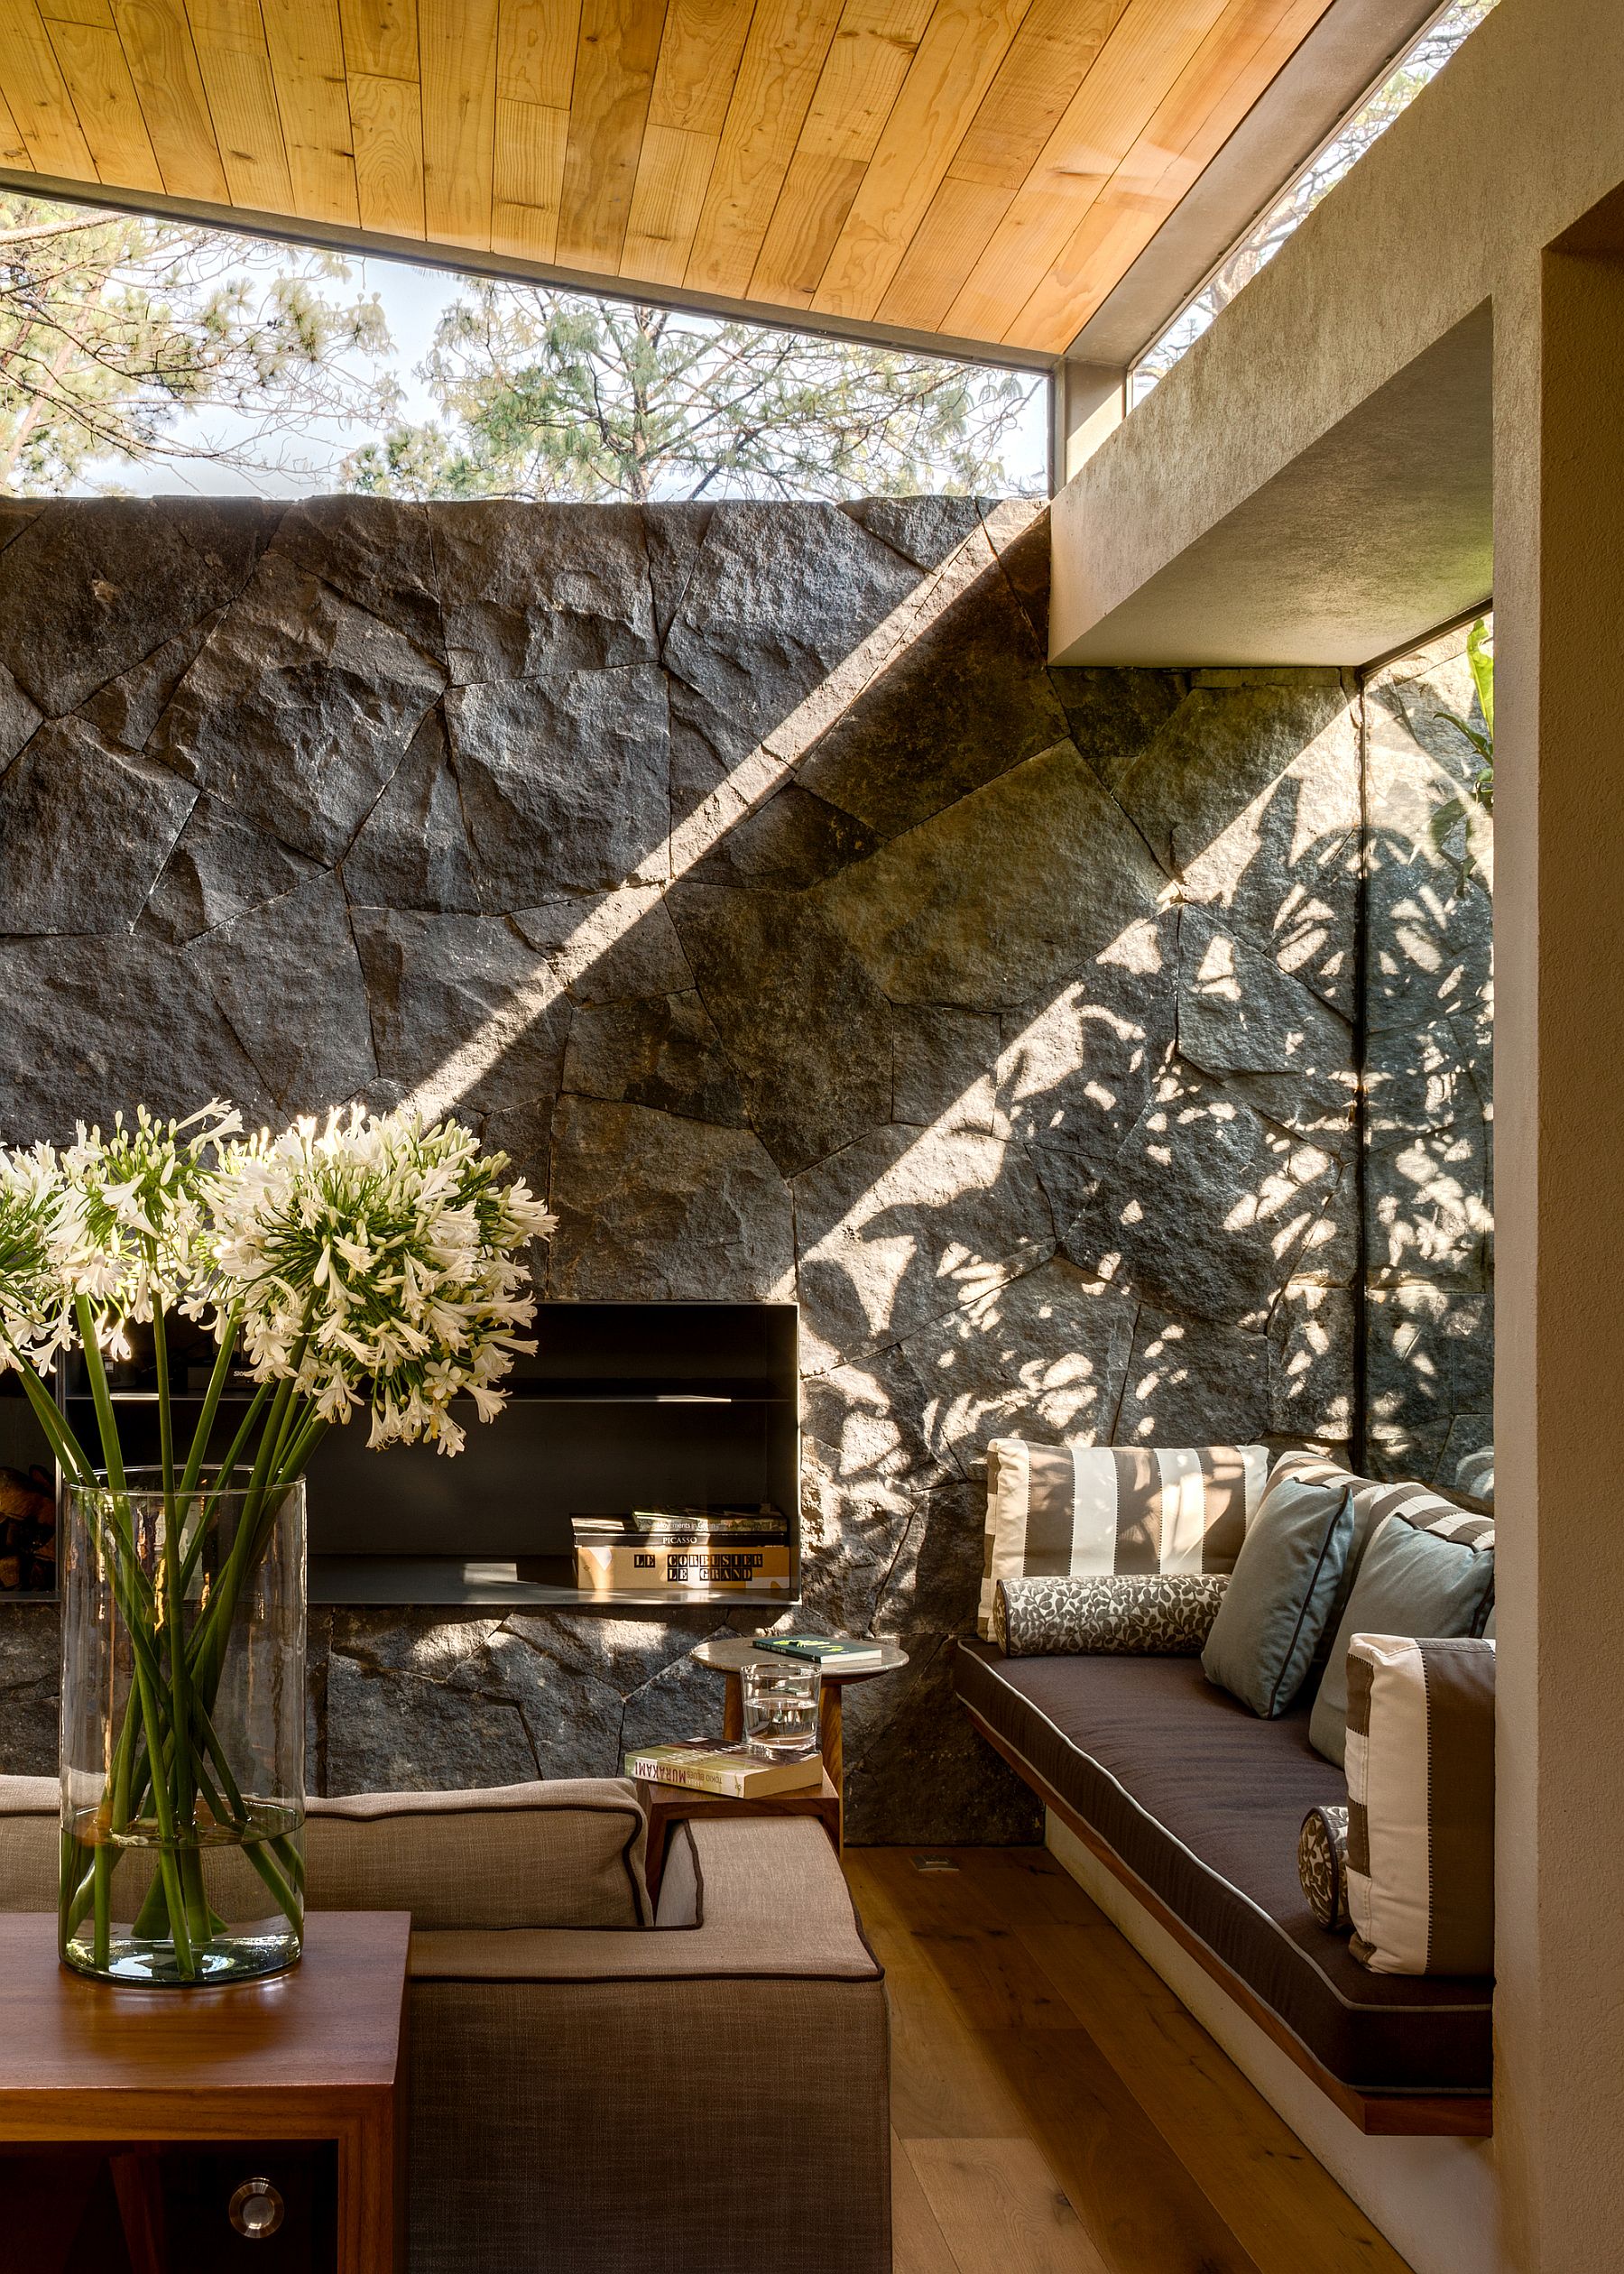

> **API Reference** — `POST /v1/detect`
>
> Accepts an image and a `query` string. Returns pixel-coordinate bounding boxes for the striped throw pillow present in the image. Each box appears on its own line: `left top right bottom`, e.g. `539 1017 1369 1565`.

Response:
977 1442 1268 1639
1269 1451 1491 1598
1344 1634 1495 1975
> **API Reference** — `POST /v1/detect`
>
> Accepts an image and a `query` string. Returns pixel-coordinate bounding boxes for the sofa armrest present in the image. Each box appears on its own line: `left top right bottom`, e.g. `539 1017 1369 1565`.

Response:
405 1819 890 2274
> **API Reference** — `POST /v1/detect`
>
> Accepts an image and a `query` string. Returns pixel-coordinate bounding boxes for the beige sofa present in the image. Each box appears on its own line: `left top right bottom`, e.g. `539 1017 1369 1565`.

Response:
0 1775 890 2273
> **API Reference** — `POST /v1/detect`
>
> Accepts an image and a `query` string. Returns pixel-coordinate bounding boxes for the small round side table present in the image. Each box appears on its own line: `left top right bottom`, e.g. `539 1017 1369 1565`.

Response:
688 1636 909 1840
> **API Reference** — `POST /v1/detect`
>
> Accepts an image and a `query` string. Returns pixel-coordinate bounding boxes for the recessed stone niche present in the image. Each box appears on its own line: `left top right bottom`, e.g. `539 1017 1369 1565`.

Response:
0 496 1489 1839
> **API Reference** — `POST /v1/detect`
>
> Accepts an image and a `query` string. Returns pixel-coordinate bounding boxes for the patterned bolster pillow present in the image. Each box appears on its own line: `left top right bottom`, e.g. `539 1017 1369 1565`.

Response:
1344 1633 1495 1975
978 1442 1269 1639
992 1573 1230 1657
1297 1804 1352 1931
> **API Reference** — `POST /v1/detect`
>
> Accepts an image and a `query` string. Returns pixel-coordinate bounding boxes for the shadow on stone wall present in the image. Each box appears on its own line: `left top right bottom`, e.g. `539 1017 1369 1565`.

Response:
0 494 1406 1840
1361 625 1493 1487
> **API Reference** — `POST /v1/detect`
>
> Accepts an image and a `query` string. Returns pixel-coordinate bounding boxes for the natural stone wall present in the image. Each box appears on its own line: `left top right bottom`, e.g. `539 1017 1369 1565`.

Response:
0 494 1389 1839
1361 625 1493 1486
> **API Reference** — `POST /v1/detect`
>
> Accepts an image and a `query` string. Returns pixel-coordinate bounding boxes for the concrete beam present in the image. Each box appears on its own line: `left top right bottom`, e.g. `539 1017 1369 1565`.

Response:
1048 0 1624 666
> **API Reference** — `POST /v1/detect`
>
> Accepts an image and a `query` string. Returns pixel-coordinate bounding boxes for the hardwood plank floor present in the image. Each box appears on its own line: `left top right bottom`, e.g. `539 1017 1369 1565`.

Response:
845 1846 1413 2274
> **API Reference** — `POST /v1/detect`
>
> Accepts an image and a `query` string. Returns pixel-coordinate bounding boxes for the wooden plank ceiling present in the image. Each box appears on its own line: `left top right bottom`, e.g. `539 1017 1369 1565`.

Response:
0 0 1335 358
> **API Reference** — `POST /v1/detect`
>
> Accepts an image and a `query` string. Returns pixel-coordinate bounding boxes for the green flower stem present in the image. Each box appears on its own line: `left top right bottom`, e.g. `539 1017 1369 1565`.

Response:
185 1368 300 1693
179 1306 242 1501
177 1382 270 1596
75 1303 195 1978
148 1293 209 1947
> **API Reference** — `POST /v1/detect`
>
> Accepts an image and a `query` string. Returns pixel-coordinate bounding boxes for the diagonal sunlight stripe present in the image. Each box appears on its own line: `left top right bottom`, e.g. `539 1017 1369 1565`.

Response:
402 504 1042 1119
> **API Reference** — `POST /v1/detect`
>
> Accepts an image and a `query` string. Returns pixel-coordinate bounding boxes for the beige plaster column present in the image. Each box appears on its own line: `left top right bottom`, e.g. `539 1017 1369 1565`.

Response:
1493 189 1624 2270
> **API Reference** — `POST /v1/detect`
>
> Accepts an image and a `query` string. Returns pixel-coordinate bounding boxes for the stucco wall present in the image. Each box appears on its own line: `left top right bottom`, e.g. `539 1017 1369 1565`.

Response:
0 493 1431 1837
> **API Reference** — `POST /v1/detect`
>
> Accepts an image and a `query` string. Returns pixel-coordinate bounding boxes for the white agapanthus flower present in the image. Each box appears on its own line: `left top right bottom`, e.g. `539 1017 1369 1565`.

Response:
53 1101 242 1343
0 1141 78 1373
208 1105 557 1454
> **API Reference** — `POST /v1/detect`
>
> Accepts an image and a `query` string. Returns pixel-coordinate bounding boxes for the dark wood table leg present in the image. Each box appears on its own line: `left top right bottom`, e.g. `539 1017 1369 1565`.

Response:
722 1672 743 1743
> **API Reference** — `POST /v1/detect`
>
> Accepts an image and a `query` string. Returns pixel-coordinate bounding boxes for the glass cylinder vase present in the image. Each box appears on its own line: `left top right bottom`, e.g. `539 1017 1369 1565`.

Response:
59 1468 306 1986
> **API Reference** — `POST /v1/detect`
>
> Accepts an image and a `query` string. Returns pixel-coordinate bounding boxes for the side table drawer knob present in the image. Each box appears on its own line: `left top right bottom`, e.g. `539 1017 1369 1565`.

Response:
228 2177 286 2239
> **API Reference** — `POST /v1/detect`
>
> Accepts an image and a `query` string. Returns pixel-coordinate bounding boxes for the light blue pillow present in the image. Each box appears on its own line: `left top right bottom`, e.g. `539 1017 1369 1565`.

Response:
1308 1505 1496 1764
1201 1475 1353 1717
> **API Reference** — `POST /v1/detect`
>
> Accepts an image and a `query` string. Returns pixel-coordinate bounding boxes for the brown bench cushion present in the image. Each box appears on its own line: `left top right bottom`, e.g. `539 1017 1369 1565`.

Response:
955 1640 1491 2097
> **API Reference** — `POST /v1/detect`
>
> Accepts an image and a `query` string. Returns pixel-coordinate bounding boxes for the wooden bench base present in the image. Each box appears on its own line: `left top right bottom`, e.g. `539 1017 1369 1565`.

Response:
965 1704 1493 2140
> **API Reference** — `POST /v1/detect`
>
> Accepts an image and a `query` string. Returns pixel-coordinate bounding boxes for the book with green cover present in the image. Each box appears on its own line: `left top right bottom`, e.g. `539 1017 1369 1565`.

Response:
624 1740 822 1798
752 1634 884 1671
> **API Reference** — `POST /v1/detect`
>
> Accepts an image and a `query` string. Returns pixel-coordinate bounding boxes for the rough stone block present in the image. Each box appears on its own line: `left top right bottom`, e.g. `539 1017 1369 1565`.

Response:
1114 675 1361 1013
324 1648 540 1793
1063 1071 1341 1328
353 907 569 1117
343 708 482 913
1268 1282 1355 1441
795 550 1067 840
513 890 693 1003
0 1605 59 1775
662 503 922 760
437 512 660 687
79 614 220 754
563 990 748 1126
687 779 882 890
817 738 1167 1012
547 1095 793 1300
889 1256 1138 1477
142 793 322 945
1364 1283 1492 1478
187 871 377 1115
1112 1304 1272 1447
842 1633 1043 1845
669 883 893 1174
0 663 41 766
152 549 445 863
995 931 1179 1206
0 498 276 717
433 501 656 681
1047 665 1185 791
0 716 196 934
844 495 983 572
792 1121 1054 1366
893 1004 1005 1130
447 666 670 905
272 496 443 658
0 936 272 1142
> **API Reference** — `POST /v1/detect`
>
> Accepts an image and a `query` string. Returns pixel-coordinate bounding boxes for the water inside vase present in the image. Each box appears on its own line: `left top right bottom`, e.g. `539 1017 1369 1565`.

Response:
60 1798 304 1986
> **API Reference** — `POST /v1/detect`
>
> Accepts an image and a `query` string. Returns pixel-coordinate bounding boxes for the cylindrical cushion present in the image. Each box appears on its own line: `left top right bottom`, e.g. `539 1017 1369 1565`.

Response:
992 1573 1228 1656
1298 1803 1351 1930
1345 1634 1495 1975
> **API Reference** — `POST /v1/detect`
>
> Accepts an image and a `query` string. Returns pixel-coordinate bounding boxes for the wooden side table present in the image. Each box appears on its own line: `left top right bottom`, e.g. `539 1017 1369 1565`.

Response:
0 1910 410 2274
687 1637 909 1839
638 1768 842 1906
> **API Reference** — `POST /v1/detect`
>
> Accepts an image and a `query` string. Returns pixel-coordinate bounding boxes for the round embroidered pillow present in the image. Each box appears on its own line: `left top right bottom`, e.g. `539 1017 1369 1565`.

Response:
1298 1803 1352 1930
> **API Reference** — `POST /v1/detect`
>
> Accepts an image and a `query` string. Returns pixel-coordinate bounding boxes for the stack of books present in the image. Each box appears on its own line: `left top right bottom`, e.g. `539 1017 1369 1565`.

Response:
623 1738 823 1798
573 1505 791 1595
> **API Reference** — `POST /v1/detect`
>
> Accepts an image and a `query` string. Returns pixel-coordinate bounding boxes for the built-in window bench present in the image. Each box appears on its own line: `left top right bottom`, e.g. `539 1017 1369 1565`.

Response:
955 1641 1492 2139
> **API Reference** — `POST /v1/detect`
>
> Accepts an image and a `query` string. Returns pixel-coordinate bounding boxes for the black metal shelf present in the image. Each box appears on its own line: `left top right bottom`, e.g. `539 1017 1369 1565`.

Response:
54 1302 802 1613
309 1556 798 1610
